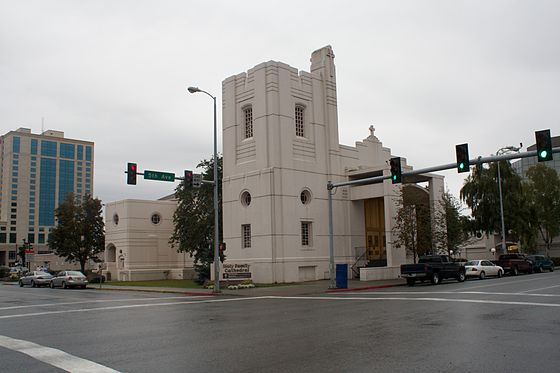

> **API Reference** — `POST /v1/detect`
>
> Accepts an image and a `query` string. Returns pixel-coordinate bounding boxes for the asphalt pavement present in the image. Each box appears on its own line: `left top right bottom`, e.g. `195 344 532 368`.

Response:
1 272 559 372
83 278 405 297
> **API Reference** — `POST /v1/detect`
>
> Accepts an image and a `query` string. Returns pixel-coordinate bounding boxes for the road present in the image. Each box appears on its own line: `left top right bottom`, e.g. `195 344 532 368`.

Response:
1 271 559 372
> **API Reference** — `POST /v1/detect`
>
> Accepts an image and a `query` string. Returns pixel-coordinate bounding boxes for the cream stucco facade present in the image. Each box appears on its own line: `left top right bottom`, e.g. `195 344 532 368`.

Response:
221 46 444 283
104 198 195 281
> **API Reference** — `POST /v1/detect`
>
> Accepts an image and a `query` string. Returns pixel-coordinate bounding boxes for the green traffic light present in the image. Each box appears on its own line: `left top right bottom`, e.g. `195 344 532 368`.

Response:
392 175 397 181
459 162 465 170
539 150 548 159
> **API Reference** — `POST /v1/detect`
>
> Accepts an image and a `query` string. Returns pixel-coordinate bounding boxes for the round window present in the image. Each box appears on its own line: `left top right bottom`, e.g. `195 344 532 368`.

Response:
151 213 161 225
300 190 312 205
113 213 119 225
241 191 252 207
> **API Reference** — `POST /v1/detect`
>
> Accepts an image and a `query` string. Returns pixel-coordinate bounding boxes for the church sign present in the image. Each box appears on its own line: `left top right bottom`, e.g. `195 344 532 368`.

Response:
222 263 252 280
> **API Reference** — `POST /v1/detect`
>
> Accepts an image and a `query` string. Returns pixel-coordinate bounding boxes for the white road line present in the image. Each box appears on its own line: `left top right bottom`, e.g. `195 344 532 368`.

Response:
267 296 560 307
0 296 199 311
458 276 556 290
0 335 119 373
1 294 558 321
351 291 560 297
0 297 266 320
520 284 560 293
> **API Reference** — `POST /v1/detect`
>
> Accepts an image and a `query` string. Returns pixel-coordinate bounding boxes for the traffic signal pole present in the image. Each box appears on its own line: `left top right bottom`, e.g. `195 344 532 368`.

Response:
326 146 559 288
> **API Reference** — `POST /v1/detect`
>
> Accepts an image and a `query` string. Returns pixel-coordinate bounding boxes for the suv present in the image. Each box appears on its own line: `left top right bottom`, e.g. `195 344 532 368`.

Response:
527 255 555 273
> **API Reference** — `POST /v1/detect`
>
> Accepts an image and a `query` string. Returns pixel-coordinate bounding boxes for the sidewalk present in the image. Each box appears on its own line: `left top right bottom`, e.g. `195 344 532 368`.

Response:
89 278 404 297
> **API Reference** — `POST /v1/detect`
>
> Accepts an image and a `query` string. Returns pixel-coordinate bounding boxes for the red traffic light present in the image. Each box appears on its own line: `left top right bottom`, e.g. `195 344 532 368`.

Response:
127 163 137 185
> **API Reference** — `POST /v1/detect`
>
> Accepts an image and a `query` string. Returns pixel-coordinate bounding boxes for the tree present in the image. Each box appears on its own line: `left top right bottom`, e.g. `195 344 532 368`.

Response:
169 156 223 283
392 187 432 263
48 193 105 273
432 191 472 257
523 164 560 256
460 161 524 242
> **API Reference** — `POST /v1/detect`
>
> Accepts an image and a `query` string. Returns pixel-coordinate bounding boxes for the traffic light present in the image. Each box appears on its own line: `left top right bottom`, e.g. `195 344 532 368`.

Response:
219 242 226 262
127 163 137 185
535 129 553 162
389 157 402 184
184 170 193 187
455 143 470 173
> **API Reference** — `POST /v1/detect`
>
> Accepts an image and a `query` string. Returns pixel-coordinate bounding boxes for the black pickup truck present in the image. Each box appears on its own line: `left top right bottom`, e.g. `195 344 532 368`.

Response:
400 255 466 286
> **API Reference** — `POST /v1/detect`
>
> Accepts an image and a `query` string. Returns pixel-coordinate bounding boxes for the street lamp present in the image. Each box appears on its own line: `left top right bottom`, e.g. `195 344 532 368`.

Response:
496 145 521 254
187 86 220 293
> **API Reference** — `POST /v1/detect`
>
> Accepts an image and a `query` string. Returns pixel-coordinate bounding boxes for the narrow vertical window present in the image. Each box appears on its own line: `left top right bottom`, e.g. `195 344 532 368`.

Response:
301 221 312 247
242 224 251 248
244 106 253 139
295 105 305 137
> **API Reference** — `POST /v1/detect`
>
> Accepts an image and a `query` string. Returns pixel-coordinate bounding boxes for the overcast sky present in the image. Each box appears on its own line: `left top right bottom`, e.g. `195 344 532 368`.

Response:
1 0 559 204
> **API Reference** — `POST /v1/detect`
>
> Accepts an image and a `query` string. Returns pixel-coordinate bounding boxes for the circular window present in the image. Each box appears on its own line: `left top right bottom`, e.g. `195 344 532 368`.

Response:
300 190 312 205
113 213 119 225
241 191 252 207
151 213 161 225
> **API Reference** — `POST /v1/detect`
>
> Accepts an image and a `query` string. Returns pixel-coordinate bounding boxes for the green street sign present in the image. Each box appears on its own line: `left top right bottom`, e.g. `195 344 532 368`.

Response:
144 170 175 182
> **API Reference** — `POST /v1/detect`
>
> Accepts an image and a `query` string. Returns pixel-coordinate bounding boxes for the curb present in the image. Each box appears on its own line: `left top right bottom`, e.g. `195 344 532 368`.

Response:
92 287 215 296
325 282 404 293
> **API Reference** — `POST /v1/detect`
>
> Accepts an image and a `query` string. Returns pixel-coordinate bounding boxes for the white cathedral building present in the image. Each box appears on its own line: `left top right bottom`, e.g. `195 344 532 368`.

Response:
104 46 444 283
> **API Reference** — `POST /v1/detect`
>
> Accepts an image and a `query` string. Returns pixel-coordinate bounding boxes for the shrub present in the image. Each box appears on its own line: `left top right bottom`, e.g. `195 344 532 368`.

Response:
551 257 560 267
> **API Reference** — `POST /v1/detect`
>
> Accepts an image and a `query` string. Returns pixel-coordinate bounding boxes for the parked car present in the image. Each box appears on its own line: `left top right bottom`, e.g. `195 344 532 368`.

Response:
49 270 88 289
401 255 466 286
464 260 504 279
526 255 555 273
9 266 28 280
18 271 54 287
492 254 533 275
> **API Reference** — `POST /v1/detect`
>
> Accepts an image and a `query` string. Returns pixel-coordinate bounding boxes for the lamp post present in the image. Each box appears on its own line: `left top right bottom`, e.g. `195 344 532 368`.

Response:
187 86 220 293
496 145 521 254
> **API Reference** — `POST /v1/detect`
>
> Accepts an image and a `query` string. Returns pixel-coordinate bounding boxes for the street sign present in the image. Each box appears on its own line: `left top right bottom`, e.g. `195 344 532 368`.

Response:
144 170 175 182
193 173 202 188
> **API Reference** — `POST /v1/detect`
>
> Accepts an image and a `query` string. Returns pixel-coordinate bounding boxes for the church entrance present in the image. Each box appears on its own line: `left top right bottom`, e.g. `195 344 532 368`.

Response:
364 198 386 265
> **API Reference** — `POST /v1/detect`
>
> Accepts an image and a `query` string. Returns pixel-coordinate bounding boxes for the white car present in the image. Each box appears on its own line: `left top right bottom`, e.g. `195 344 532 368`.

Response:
465 260 504 279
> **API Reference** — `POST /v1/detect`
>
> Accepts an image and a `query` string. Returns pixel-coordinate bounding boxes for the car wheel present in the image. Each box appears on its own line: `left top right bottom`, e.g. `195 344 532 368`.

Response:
479 271 486 280
512 267 519 276
50 281 55 289
550 266 554 272
19 280 24 287
457 271 466 282
528 266 533 274
497 270 503 278
406 278 416 286
31 280 36 288
430 272 440 285
62 281 67 289
537 266 543 273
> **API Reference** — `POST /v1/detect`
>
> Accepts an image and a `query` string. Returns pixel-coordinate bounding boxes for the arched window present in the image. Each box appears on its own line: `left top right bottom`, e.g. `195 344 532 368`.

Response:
295 105 305 137
243 106 253 139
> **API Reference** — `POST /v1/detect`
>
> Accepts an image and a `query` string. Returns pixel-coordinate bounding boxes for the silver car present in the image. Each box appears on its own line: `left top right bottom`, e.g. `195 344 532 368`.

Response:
49 270 88 289
19 271 54 287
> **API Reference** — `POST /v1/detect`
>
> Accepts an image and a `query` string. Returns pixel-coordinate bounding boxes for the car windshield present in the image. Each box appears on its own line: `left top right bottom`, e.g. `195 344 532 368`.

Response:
67 271 84 276
36 272 51 276
465 261 478 266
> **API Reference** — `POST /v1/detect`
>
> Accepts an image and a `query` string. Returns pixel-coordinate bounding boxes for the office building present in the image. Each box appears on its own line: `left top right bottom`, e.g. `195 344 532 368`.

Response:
0 128 94 269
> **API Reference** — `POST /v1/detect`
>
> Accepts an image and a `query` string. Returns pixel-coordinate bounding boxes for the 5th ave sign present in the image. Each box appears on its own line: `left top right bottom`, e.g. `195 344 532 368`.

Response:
143 170 175 182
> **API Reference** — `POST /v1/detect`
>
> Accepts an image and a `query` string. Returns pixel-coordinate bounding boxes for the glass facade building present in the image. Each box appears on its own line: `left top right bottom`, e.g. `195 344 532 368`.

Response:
0 128 94 267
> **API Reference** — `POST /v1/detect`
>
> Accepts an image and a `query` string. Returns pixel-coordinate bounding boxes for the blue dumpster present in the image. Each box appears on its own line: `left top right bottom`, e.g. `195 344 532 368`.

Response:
336 264 348 289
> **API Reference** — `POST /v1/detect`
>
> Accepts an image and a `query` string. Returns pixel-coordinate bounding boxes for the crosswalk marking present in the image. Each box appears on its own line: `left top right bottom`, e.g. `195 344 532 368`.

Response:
0 335 119 373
